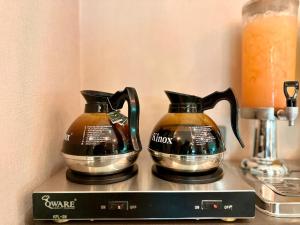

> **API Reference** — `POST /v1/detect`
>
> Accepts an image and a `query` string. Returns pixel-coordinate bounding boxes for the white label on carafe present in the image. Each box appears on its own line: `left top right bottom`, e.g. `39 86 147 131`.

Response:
81 125 112 145
191 126 215 146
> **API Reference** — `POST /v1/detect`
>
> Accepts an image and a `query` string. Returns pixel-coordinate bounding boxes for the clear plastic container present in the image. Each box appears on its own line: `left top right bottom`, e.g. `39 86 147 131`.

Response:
241 0 299 109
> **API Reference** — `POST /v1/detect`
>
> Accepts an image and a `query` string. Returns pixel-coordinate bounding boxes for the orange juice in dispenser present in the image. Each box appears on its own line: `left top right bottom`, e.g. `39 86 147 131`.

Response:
241 0 298 110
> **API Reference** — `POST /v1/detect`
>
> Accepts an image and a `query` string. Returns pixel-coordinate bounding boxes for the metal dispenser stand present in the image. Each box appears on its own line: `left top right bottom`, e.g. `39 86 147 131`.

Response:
240 81 300 217
241 81 299 176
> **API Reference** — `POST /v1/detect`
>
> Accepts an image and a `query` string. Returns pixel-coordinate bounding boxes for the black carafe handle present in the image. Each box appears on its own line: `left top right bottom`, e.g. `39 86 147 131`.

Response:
202 88 245 148
110 87 142 151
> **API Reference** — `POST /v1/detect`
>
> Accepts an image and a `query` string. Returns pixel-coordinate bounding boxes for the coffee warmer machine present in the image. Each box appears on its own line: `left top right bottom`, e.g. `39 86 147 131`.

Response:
240 0 300 217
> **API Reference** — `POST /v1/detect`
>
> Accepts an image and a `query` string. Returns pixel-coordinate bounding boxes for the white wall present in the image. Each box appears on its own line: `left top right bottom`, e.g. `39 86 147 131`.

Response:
0 1 80 224
79 0 300 160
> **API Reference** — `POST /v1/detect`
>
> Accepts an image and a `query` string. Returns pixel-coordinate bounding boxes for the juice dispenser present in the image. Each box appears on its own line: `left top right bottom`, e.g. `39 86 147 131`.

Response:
241 0 299 176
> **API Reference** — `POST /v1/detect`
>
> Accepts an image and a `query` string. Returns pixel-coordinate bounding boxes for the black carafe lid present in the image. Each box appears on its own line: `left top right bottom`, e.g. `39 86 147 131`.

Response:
81 90 113 103
165 89 245 148
81 90 113 113
166 91 199 113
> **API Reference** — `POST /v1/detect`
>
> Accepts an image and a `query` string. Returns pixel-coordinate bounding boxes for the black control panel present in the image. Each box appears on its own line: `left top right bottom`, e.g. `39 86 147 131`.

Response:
33 191 255 221
201 200 223 210
108 201 129 210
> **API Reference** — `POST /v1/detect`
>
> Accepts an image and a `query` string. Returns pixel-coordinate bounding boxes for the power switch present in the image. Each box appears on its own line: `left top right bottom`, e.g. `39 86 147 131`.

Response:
108 201 128 211
201 200 222 210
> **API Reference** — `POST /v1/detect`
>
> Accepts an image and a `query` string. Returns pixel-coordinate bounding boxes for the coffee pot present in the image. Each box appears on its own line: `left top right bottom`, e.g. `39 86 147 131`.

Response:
148 88 244 173
62 87 142 175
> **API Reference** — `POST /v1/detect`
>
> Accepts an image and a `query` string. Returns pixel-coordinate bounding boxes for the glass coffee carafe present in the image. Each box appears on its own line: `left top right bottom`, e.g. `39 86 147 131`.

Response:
148 89 244 173
62 87 142 176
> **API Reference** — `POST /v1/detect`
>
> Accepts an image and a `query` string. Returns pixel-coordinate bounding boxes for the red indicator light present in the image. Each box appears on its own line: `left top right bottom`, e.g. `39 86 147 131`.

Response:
213 204 218 209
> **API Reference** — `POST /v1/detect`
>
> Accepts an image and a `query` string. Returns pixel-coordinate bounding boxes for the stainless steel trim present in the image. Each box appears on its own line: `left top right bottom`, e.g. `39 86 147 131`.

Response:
62 151 139 175
277 107 299 126
258 176 300 197
241 117 290 176
256 196 300 218
242 105 299 177
239 161 300 217
34 152 255 192
34 216 255 221
241 158 289 177
241 108 275 120
34 189 255 194
149 148 223 173
253 119 277 161
62 153 137 161
241 106 292 177
256 205 300 218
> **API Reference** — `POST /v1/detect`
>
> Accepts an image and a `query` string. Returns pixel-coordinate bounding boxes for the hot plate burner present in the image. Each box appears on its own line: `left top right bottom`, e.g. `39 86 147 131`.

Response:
66 164 138 185
152 165 223 184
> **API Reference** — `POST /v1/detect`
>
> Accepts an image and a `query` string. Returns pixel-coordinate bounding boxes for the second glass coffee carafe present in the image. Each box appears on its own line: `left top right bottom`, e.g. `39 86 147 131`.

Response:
148 88 244 173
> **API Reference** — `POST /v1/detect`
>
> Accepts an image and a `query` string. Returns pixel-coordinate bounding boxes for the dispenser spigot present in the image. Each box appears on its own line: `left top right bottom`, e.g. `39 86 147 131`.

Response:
276 81 299 126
